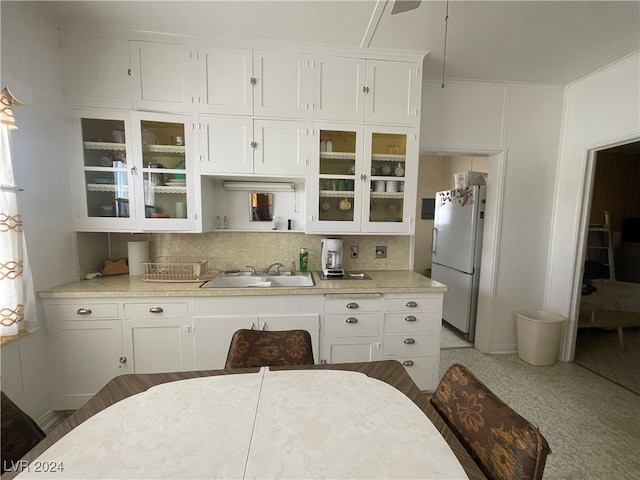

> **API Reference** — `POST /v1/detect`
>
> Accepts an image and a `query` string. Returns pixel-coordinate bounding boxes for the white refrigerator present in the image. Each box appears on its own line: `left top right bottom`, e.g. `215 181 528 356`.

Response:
431 185 486 341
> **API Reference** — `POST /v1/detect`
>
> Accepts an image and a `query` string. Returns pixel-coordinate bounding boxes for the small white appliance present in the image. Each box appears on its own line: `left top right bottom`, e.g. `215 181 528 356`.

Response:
321 238 345 277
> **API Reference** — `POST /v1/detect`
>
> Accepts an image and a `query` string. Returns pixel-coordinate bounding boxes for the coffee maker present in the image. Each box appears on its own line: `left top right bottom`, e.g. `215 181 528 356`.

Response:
321 238 345 277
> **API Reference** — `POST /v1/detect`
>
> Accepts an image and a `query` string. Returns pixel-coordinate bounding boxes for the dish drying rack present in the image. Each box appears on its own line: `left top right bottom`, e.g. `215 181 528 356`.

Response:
142 256 216 282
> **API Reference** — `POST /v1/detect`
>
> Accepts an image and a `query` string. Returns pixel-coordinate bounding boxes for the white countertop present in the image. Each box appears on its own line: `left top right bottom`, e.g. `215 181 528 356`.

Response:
18 369 467 479
38 270 447 298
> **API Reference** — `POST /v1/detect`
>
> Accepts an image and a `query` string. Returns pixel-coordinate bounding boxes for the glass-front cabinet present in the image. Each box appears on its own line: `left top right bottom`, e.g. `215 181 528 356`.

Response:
70 110 196 232
306 123 417 234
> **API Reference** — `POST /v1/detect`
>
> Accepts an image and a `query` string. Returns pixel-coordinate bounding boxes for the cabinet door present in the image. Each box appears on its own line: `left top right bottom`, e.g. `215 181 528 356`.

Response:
306 123 364 233
254 119 308 177
53 320 124 410
253 50 307 118
362 125 418 234
199 116 254 175
131 112 198 231
131 41 196 113
70 111 138 232
309 56 366 122
365 60 422 125
193 315 258 370
321 336 382 364
198 47 253 115
123 318 194 374
62 35 132 109
260 314 320 364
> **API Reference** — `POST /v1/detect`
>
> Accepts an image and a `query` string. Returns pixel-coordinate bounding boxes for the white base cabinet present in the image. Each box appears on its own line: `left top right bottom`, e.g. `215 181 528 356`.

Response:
44 291 441 409
44 301 125 410
321 293 443 391
123 300 194 374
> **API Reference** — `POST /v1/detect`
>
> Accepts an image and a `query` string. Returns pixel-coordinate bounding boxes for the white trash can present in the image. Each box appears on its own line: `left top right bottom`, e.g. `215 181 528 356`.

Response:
515 310 566 366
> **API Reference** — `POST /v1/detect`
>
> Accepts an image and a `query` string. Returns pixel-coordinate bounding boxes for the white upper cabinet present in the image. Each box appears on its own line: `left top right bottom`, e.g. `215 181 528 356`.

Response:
197 47 253 116
253 50 308 118
308 56 422 125
130 41 197 114
62 34 132 109
364 60 422 125
200 116 308 177
308 56 366 122
69 109 199 232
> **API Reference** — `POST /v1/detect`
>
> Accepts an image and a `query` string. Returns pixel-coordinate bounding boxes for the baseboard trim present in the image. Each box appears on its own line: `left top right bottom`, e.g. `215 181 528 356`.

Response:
38 409 65 433
490 344 517 354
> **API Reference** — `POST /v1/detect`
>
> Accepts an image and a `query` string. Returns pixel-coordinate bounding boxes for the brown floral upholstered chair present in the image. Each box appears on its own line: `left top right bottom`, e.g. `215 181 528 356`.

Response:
224 329 314 368
430 364 551 480
1 391 46 474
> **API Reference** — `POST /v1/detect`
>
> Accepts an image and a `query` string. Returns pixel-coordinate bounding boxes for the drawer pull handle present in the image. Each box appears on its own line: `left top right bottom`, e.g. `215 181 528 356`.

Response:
149 306 164 313
403 338 416 344
405 315 417 322
406 301 418 308
346 302 359 309
402 360 415 367
76 308 92 315
345 317 358 324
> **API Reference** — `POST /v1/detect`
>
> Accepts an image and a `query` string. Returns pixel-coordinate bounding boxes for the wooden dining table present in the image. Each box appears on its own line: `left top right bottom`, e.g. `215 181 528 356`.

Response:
6 360 486 480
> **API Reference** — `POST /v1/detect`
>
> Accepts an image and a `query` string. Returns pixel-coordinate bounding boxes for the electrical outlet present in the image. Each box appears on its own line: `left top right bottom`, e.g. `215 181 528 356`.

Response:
375 246 387 259
351 245 359 259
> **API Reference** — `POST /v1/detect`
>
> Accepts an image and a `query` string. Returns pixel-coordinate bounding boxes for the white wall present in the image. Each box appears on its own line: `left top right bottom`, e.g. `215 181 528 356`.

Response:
1 2 75 422
421 79 564 353
545 52 640 360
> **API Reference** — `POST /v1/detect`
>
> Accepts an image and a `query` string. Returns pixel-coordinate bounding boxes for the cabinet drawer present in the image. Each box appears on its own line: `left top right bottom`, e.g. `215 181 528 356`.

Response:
124 302 188 319
384 312 439 334
324 298 381 314
384 296 441 312
324 313 380 337
45 303 119 320
383 355 437 391
382 333 437 356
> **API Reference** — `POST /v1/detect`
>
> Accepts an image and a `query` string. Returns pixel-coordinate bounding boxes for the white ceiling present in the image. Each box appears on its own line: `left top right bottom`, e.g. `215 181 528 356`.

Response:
30 0 640 85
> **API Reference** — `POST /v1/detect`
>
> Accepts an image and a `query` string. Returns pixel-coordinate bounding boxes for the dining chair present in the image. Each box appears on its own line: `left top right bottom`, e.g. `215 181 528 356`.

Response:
430 364 551 480
225 329 314 368
1 391 46 474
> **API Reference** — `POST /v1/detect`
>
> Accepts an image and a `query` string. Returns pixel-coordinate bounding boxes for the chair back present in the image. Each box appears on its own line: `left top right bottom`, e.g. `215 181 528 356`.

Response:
225 329 314 368
430 364 551 480
1 391 46 474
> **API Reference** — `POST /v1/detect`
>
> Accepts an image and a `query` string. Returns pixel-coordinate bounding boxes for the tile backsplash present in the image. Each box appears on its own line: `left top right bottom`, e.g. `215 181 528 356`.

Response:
76 232 411 278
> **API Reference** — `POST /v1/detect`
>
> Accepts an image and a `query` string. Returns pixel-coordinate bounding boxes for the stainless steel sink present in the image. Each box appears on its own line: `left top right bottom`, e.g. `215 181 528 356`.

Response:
201 272 315 288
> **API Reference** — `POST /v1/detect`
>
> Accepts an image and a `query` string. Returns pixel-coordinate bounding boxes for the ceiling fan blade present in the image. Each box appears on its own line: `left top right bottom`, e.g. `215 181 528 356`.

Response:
390 0 421 15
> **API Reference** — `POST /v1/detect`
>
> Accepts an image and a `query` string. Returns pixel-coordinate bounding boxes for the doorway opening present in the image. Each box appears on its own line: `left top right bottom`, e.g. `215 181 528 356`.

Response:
413 150 504 352
572 140 640 393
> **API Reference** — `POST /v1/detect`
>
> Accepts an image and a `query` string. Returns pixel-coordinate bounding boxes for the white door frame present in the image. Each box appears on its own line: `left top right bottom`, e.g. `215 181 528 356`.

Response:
562 135 640 361
414 148 506 354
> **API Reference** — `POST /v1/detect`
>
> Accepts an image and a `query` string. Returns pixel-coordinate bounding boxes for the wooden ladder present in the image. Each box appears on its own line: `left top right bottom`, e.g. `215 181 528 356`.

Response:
587 210 615 279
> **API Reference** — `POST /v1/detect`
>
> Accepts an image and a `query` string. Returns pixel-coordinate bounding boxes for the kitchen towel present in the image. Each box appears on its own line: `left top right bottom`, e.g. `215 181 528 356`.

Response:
128 240 149 276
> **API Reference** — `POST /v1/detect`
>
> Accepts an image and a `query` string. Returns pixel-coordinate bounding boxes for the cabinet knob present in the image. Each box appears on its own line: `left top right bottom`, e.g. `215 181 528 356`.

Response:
250 141 258 149
119 356 127 369
346 302 359 309
76 308 92 315
345 317 358 324
405 315 417 322
403 338 416 345
262 322 268 331
406 301 418 308
149 306 164 313
250 77 257 85
402 360 414 367
362 86 370 93
320 359 328 365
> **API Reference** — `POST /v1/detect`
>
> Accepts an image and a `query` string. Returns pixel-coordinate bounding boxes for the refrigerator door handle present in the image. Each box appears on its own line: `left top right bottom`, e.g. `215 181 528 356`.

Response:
432 227 437 254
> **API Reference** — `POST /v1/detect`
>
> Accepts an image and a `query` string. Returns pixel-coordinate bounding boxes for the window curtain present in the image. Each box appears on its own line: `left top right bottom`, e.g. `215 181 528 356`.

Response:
0 87 26 337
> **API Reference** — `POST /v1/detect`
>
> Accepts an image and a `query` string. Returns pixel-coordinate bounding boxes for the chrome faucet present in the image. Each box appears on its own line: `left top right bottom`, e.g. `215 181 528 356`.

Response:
245 265 258 276
263 262 284 276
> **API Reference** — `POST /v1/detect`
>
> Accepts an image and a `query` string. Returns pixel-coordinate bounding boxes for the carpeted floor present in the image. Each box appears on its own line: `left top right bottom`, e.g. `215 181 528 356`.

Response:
573 326 640 394
440 348 640 480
